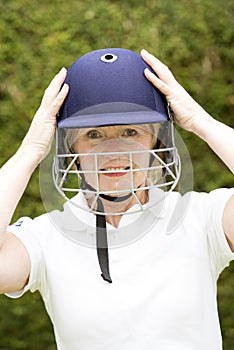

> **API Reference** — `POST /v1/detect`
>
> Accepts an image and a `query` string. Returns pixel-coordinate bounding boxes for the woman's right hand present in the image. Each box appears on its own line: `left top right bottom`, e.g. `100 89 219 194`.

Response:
21 67 69 162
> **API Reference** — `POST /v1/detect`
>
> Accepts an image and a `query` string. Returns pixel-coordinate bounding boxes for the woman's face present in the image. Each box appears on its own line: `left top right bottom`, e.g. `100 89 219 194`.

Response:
72 124 157 195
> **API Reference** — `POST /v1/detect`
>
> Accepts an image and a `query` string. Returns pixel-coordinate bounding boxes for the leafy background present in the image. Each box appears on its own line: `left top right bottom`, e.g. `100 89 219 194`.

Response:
0 0 233 348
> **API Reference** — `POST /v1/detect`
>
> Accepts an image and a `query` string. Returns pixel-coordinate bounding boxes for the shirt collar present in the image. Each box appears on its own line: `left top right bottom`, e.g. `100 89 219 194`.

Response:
65 187 166 228
53 188 167 248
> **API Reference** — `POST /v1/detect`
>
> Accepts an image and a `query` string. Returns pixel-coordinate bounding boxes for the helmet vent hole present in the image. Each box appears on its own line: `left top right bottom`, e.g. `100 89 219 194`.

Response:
105 54 113 60
100 53 118 63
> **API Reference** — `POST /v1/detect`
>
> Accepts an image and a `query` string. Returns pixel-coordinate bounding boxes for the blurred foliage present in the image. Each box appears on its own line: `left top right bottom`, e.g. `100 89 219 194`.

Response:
0 0 233 348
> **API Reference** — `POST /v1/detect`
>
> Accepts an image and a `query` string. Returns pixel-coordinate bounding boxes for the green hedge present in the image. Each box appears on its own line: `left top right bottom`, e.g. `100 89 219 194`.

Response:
0 0 233 348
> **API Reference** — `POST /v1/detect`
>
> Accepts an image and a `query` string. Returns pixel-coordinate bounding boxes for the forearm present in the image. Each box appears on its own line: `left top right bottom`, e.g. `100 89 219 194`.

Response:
191 112 234 173
0 147 40 246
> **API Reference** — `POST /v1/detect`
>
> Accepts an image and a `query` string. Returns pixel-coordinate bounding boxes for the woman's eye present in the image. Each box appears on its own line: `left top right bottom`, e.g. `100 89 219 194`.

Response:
123 128 137 137
87 130 101 139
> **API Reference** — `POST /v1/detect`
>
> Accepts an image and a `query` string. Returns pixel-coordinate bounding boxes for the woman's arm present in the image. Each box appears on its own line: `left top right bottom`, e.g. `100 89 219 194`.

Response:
141 48 234 249
0 68 69 293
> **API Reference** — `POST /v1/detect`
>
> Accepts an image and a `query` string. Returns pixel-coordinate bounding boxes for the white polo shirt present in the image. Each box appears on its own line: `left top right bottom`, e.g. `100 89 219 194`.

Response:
7 188 234 350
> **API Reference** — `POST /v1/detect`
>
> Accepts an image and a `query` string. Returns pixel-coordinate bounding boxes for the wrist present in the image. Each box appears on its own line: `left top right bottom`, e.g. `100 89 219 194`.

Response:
16 144 44 170
189 110 214 140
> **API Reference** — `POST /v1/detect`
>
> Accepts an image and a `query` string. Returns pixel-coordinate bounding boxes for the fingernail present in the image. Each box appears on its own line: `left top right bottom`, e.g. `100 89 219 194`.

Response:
59 67 66 74
144 68 151 74
141 49 149 56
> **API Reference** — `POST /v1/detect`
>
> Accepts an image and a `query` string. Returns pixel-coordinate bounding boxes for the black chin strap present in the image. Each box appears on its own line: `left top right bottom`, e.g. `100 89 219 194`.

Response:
80 174 132 283
96 192 132 283
96 198 112 283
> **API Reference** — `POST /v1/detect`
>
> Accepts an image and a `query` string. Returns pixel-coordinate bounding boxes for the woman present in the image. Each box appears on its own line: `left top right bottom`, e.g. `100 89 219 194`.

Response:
0 48 233 350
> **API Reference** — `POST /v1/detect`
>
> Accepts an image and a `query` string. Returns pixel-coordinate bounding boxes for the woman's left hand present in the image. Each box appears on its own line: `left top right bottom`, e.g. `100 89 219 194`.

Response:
141 49 210 133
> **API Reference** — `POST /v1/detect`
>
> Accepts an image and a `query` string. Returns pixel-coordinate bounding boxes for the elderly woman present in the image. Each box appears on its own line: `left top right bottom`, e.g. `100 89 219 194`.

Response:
0 48 233 350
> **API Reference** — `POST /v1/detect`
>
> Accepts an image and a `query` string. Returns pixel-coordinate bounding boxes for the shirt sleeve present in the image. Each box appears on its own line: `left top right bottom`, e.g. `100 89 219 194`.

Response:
205 188 234 276
5 216 45 299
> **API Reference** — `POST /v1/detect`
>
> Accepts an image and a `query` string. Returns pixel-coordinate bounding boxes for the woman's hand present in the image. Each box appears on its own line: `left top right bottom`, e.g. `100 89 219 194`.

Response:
21 67 69 161
141 48 234 173
141 49 210 133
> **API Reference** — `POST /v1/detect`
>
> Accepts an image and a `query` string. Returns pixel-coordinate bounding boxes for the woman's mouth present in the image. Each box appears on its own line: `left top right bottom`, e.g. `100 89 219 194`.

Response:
100 166 130 177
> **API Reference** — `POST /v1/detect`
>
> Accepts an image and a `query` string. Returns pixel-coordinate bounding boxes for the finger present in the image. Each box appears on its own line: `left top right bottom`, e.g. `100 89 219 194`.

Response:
141 49 175 83
41 67 67 106
50 83 69 114
144 68 172 96
35 83 69 123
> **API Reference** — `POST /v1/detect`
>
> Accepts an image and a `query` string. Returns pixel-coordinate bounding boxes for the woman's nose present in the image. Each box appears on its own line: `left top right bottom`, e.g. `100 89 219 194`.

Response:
95 138 129 153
